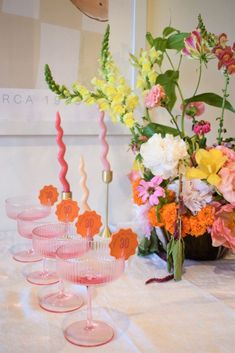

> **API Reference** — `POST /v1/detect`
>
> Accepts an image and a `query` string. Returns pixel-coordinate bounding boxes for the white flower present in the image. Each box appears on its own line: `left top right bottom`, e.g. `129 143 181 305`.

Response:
133 204 152 239
169 178 214 214
140 133 188 179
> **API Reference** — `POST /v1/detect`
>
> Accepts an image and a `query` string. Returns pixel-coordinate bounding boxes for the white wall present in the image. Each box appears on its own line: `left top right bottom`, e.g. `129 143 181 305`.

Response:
148 0 235 145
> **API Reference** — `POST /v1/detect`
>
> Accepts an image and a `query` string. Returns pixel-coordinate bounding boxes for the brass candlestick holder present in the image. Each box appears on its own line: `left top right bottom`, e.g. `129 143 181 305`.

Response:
61 191 72 200
101 170 113 238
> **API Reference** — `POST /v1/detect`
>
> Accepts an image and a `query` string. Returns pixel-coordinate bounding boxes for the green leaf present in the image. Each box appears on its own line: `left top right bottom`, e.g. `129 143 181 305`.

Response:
166 32 189 51
153 37 167 52
163 26 179 38
143 122 179 138
156 70 179 110
146 32 154 47
185 93 235 113
172 239 185 281
129 53 139 66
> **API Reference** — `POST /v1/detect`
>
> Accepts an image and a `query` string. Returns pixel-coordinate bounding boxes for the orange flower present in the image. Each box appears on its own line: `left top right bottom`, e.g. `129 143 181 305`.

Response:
166 189 176 202
147 206 164 227
132 178 144 205
161 203 178 234
189 216 207 237
182 215 191 237
56 199 79 222
39 185 59 206
197 205 215 226
76 210 102 237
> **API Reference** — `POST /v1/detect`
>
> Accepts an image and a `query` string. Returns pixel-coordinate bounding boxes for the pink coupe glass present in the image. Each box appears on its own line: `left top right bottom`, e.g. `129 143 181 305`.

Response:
56 238 125 347
28 223 84 312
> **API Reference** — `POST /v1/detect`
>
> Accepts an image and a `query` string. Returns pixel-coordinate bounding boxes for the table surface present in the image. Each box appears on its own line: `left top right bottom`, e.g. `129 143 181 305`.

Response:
0 230 235 353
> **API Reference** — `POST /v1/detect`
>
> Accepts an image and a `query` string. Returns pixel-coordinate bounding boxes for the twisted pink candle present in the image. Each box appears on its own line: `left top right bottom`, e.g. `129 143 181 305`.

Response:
55 112 70 192
98 111 111 171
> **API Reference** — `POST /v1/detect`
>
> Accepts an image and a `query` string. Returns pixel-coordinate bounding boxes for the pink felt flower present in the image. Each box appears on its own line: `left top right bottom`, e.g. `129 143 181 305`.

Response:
144 84 166 109
218 161 235 203
183 101 205 118
211 203 235 253
193 120 211 135
137 175 165 206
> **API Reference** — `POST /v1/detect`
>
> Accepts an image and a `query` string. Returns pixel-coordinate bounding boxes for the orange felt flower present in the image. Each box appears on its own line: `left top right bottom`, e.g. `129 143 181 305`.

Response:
56 199 79 222
132 178 144 205
76 210 102 237
39 185 59 206
109 228 138 260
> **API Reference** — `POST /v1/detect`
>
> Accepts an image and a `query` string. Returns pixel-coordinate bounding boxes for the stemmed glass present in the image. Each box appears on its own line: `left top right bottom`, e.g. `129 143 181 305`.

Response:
29 223 84 312
56 237 125 347
5 196 51 262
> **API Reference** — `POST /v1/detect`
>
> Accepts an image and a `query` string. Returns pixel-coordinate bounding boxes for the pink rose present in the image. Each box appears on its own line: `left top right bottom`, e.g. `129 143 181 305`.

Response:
181 102 205 118
211 203 235 253
144 84 166 109
216 146 235 163
218 161 235 203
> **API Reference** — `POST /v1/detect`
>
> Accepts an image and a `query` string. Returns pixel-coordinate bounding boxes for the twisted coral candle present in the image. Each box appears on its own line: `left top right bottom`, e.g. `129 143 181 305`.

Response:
55 112 70 193
98 110 111 171
79 156 90 211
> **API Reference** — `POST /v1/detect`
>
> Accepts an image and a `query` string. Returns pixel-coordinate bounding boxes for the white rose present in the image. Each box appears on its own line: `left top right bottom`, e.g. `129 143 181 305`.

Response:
140 133 188 179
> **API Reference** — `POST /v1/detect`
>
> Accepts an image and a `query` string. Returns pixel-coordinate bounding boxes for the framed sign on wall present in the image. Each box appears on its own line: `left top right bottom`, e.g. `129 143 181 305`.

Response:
0 0 146 136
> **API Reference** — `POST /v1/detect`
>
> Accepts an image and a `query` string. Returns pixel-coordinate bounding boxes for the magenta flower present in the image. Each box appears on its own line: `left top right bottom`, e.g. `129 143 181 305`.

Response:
144 84 166 109
182 30 210 61
193 120 211 135
137 175 165 206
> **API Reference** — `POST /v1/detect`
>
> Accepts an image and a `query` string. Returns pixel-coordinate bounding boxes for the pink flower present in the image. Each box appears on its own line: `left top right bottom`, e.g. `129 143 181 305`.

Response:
218 161 235 203
183 101 205 118
211 203 235 253
193 120 211 135
216 146 235 163
137 175 165 206
226 58 235 75
144 84 166 109
182 30 210 61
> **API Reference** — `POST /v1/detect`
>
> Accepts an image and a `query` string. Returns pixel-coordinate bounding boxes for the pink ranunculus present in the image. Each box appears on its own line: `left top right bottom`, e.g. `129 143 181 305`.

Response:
211 203 235 253
144 84 166 109
182 102 205 118
218 161 235 203
216 146 235 163
193 120 211 135
137 175 165 206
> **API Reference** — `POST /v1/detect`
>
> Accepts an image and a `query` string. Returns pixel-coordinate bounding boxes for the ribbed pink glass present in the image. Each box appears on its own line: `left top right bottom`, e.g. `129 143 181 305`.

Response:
28 223 84 312
5 196 39 220
56 238 125 347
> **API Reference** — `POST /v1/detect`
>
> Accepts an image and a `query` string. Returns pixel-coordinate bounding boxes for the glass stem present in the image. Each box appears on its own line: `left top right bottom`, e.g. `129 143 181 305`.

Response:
58 280 65 296
42 258 48 276
86 286 94 329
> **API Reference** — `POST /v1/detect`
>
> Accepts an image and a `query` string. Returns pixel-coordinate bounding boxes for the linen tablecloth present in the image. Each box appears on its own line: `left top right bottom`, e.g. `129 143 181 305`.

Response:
0 230 235 353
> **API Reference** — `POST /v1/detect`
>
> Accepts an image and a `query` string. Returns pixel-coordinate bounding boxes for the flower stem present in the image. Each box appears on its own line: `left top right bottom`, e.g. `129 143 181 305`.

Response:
217 71 230 145
166 108 182 137
193 59 202 97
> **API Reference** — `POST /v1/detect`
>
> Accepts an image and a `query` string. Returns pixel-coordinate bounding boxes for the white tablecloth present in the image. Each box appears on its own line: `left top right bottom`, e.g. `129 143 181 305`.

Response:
0 230 235 353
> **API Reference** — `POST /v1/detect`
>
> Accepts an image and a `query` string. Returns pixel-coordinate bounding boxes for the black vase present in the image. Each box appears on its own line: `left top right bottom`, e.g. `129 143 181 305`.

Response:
184 233 227 260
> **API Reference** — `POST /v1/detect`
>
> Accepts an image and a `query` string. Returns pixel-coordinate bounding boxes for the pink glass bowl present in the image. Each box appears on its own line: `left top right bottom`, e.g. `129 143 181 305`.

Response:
17 206 51 239
56 238 125 347
5 196 40 220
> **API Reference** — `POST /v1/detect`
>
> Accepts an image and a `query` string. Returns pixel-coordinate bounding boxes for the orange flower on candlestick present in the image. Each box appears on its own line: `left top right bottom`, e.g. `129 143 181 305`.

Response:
56 199 80 222
39 185 59 206
76 210 102 237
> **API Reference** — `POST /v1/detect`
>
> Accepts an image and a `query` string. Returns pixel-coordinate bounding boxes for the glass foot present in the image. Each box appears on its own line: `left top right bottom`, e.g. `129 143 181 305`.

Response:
26 271 59 285
39 290 83 313
13 249 42 263
64 320 114 347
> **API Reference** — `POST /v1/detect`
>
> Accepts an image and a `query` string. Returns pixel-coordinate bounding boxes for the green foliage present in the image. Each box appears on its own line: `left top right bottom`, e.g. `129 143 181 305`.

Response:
156 70 179 110
163 26 179 38
185 93 235 113
166 32 189 51
167 238 185 281
143 122 179 138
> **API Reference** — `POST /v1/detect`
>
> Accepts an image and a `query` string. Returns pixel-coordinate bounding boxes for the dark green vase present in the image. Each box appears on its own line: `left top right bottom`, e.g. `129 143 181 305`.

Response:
184 233 227 260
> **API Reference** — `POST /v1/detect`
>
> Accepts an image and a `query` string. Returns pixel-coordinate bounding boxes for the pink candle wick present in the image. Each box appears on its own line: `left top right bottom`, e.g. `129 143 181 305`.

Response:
98 111 111 171
55 112 70 192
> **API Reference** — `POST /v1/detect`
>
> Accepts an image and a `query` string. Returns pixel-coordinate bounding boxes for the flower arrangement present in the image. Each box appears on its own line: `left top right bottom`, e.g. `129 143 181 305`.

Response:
45 15 235 281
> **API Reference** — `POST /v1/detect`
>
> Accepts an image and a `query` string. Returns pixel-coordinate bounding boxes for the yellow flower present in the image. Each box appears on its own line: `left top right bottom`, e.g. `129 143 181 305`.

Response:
111 103 125 115
91 77 104 89
136 76 145 89
84 96 95 105
97 98 109 111
123 112 135 128
104 85 116 99
126 95 139 111
149 47 161 62
112 93 124 105
142 61 151 74
148 70 157 86
186 148 227 186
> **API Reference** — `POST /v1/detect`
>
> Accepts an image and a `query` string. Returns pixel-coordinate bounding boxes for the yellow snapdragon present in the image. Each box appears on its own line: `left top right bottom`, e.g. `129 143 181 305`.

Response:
123 112 135 128
126 95 139 111
97 98 110 111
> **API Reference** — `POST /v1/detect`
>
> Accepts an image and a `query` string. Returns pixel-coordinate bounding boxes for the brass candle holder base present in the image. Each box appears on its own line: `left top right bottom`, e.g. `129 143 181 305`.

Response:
100 170 113 238
61 191 72 200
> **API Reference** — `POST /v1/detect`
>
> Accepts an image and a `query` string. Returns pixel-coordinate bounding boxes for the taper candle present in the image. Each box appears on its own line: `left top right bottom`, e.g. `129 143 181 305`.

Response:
79 156 91 211
55 111 70 193
98 110 111 171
